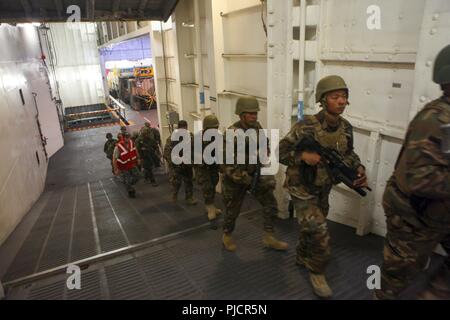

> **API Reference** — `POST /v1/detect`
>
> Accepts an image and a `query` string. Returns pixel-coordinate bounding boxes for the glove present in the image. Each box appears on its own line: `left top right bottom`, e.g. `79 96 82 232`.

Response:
231 171 252 185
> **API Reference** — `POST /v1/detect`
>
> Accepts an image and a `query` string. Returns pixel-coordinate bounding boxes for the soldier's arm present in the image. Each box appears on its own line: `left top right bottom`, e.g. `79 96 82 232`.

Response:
155 130 161 145
163 137 173 162
402 114 450 199
278 123 310 167
343 124 363 170
104 142 108 154
112 147 120 174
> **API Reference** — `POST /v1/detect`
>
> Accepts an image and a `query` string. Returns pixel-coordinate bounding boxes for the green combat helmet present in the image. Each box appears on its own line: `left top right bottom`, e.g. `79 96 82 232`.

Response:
120 126 127 133
203 115 219 129
315 75 349 103
235 97 260 115
433 44 450 85
140 126 151 136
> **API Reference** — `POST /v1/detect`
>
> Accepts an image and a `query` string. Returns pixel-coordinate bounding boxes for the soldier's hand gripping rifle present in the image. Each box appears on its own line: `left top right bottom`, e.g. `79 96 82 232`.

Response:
296 136 372 197
249 164 261 195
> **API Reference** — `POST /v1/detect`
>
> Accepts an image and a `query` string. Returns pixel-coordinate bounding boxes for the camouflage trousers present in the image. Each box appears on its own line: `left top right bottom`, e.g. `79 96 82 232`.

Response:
292 191 331 274
169 165 194 199
141 156 156 182
222 175 277 234
376 183 450 299
109 159 114 174
119 167 141 192
195 166 219 205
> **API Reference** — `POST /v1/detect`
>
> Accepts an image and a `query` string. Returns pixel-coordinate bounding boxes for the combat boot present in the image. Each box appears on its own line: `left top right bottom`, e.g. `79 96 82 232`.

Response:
417 266 450 300
185 197 198 205
206 204 217 221
309 272 333 298
295 256 305 267
262 232 289 251
222 233 237 252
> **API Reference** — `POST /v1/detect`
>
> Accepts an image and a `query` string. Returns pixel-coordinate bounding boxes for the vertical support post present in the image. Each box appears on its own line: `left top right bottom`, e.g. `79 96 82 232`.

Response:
194 0 205 116
357 131 382 236
102 22 109 43
297 0 306 120
108 22 114 39
267 0 293 219
204 0 218 115
115 21 120 37
0 281 5 299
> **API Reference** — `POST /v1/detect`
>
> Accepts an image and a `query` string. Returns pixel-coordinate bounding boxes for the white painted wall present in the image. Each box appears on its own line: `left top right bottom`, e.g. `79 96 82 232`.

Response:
152 0 450 237
48 23 105 109
0 24 63 246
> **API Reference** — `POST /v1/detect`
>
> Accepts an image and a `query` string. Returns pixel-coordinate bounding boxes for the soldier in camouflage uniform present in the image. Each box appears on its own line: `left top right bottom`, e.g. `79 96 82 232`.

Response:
144 122 162 167
163 120 198 205
135 126 159 186
194 115 222 227
221 97 289 252
374 45 450 300
119 125 127 137
279 75 368 298
104 133 117 174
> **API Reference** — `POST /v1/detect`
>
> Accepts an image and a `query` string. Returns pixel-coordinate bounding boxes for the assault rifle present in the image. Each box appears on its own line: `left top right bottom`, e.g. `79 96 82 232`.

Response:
295 136 371 197
249 163 261 195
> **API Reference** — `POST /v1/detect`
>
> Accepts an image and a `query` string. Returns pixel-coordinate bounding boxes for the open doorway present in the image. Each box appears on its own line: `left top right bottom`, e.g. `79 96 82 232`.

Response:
99 32 160 131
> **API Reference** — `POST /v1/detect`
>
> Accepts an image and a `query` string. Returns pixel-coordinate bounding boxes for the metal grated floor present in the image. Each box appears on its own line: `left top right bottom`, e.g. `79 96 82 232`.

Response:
5 212 389 300
2 122 441 300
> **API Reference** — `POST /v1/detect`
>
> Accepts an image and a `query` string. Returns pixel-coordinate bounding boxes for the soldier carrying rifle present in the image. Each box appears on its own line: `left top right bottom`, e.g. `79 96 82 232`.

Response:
279 75 368 298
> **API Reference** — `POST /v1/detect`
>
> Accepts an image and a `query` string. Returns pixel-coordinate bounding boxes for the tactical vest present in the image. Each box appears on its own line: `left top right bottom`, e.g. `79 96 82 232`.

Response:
304 115 350 187
116 140 138 171
228 121 265 175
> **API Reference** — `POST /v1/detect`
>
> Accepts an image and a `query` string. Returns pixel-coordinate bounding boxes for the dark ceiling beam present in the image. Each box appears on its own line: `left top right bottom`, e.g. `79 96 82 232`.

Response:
137 0 149 17
39 7 48 19
86 0 95 20
162 0 180 21
53 0 63 18
138 0 149 10
19 0 33 18
0 10 163 23
112 0 121 16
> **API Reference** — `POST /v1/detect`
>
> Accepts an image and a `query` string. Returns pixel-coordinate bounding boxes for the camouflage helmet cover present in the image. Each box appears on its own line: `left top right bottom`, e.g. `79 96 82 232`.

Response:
315 75 349 103
140 126 151 136
433 44 450 85
235 97 260 115
203 114 220 129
